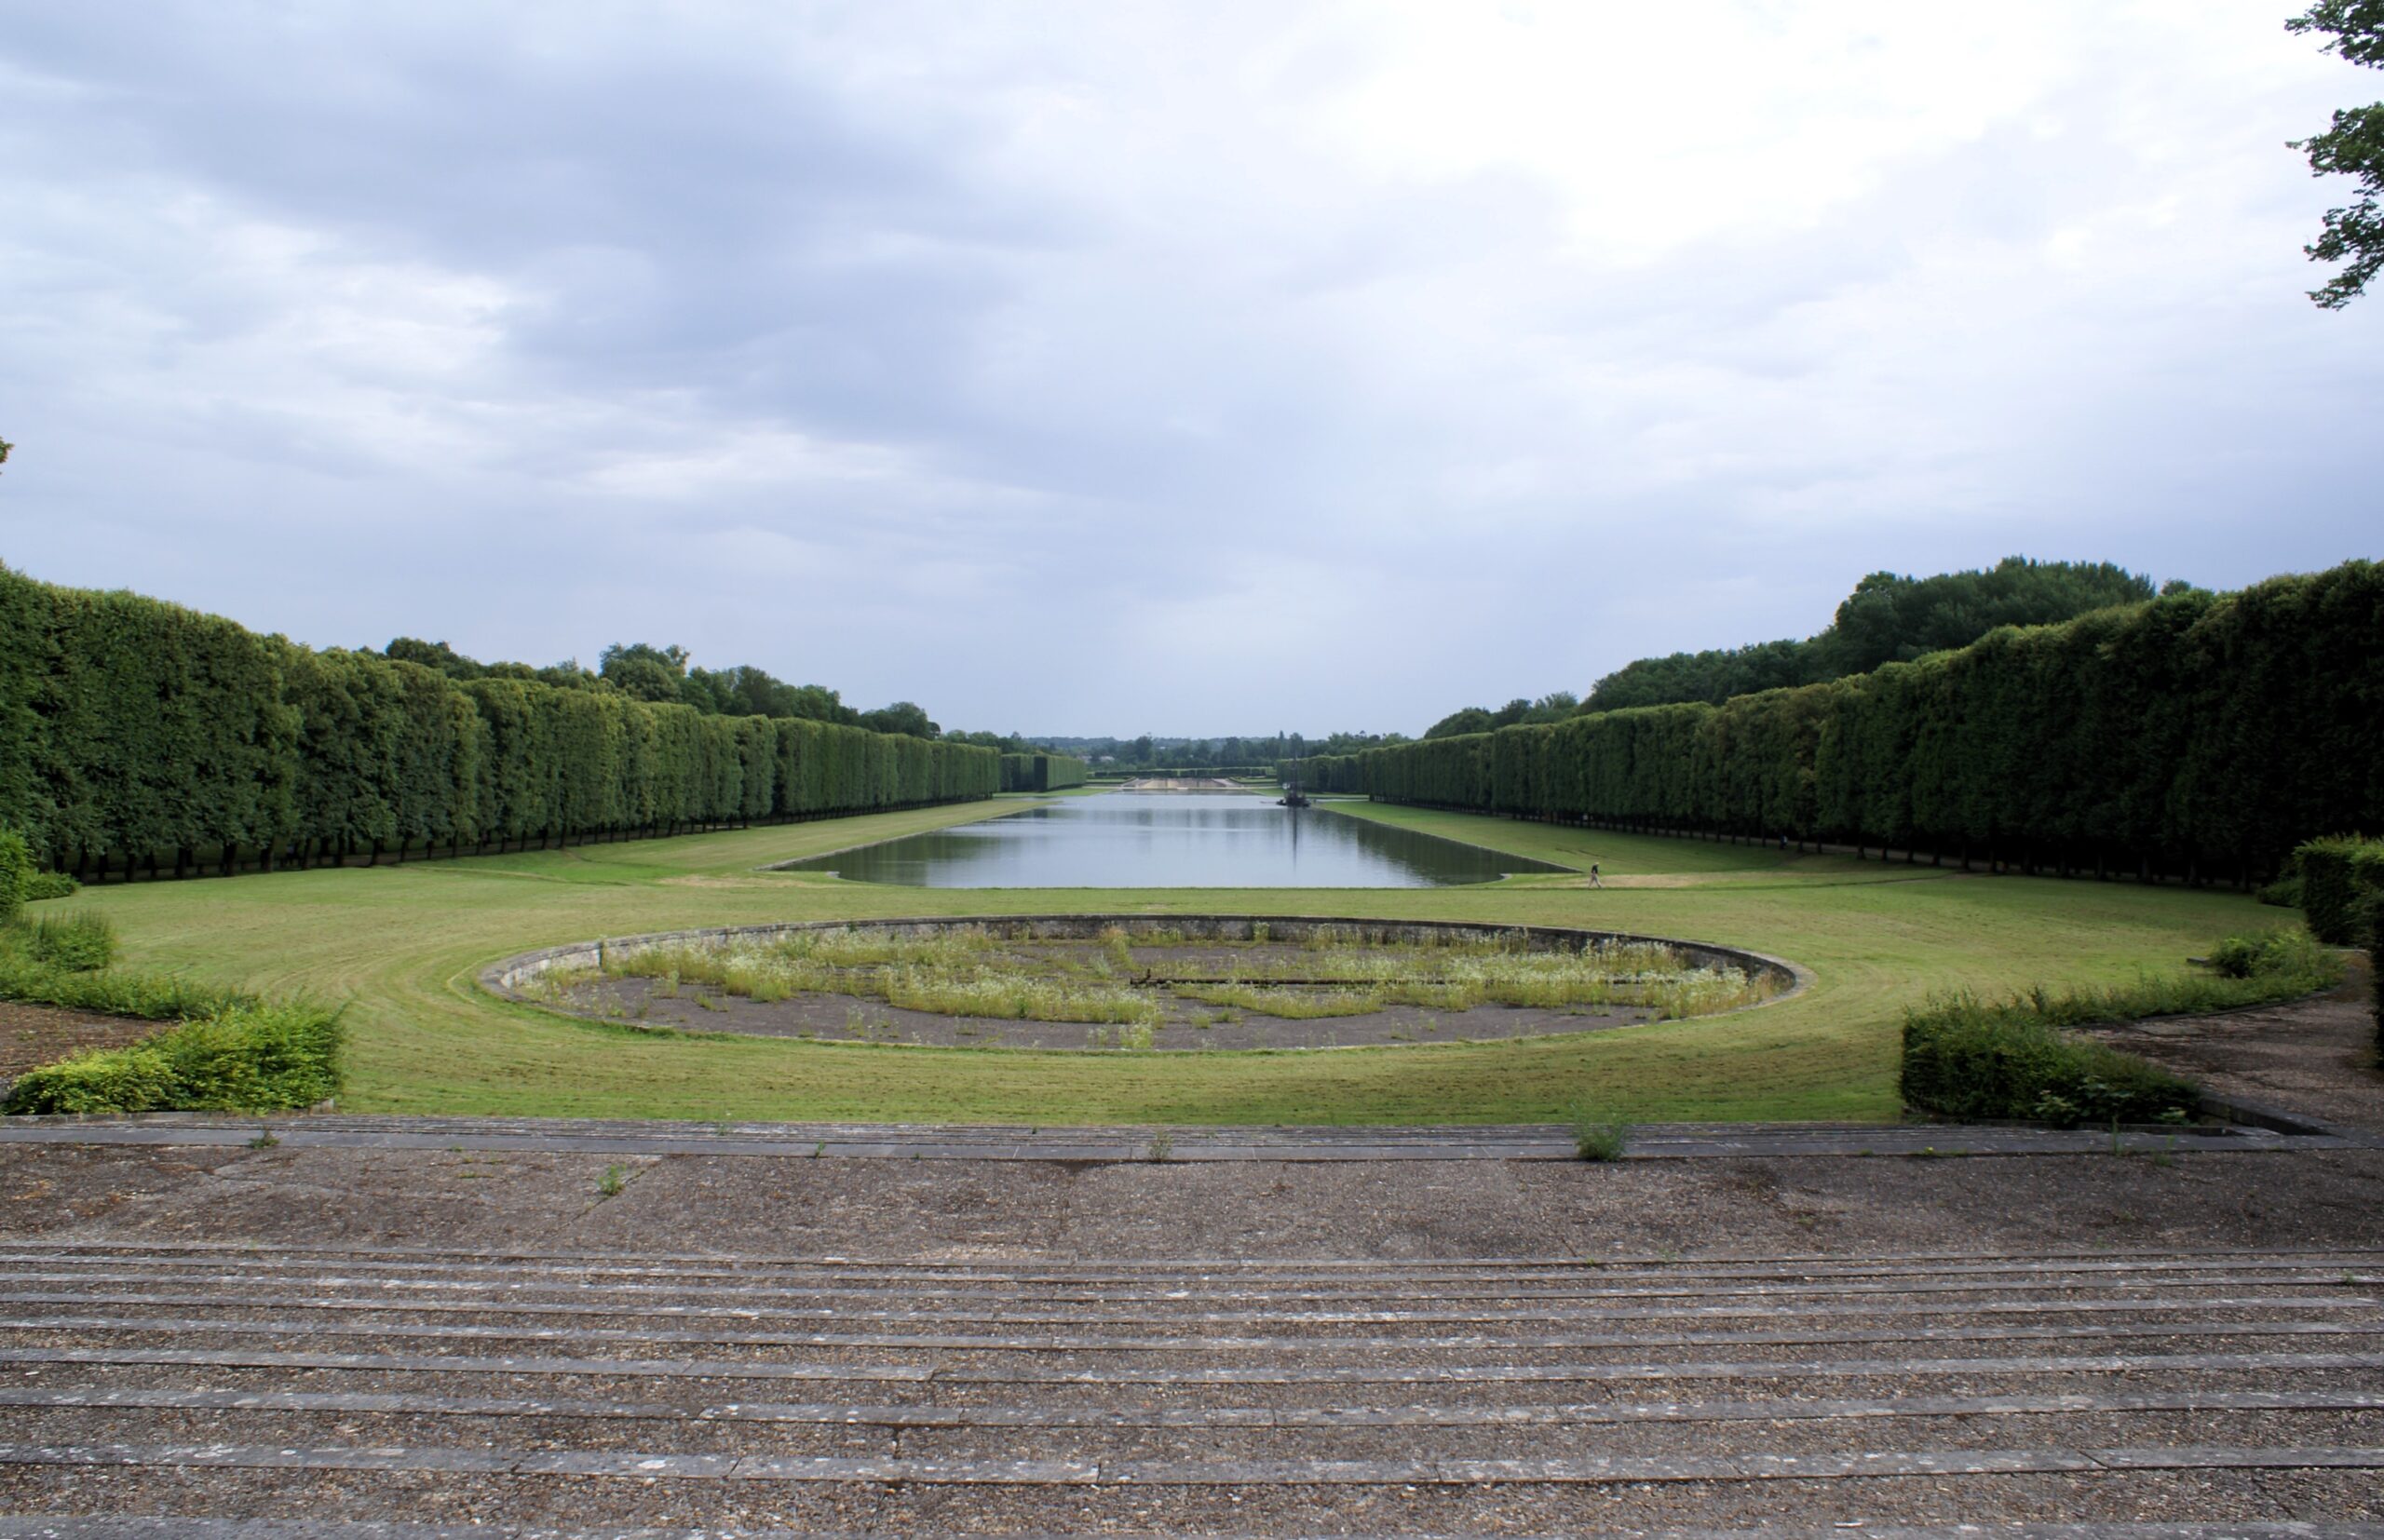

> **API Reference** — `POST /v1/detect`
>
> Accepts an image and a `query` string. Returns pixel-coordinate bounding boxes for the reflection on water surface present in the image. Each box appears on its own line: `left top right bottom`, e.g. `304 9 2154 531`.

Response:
778 791 1571 888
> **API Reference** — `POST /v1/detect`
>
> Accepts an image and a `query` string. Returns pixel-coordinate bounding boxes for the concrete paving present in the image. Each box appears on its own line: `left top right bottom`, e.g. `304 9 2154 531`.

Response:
0 1111 2367 1162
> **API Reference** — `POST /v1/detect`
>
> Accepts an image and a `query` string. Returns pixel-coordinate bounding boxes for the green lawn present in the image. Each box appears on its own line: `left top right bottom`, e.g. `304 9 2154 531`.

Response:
54 798 2278 1125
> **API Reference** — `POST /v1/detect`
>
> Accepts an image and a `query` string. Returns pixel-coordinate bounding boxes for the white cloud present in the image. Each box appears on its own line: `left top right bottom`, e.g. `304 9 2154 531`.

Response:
0 0 2377 733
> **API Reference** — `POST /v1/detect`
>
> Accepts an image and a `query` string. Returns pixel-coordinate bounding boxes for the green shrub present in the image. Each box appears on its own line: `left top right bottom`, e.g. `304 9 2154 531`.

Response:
2 1000 344 1115
1570 1102 1630 1161
2206 927 2330 982
1900 994 2198 1126
21 872 79 902
2255 873 2303 909
1 1042 179 1115
0 829 30 926
28 910 116 973
1895 938 2325 1126
2297 834 2384 945
0 933 248 1020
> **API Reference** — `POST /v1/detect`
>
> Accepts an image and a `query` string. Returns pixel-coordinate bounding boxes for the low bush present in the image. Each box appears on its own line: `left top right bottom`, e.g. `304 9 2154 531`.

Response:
1899 932 2341 1126
2205 927 2330 982
29 910 116 973
1900 996 2197 1126
2255 873 2303 909
22 872 80 902
3 1042 179 1114
1 1000 345 1115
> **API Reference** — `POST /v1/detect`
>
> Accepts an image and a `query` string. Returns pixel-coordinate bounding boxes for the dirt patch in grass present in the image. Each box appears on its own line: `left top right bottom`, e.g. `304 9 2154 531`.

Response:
565 971 1658 1051
0 1000 159 1084
2083 963 2383 1134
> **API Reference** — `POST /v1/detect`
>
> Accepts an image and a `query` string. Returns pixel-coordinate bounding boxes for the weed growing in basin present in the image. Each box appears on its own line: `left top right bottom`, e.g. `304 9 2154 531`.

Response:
598 1163 628 1198
883 967 1161 1026
1570 1102 1630 1162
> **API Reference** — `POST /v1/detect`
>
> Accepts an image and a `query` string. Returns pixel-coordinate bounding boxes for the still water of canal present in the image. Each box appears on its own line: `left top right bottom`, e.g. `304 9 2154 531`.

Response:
777 791 1570 888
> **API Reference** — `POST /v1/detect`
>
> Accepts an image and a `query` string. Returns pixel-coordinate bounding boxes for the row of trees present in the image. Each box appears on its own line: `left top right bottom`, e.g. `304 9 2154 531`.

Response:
0 566 998 879
998 753 1090 792
1300 561 2383 885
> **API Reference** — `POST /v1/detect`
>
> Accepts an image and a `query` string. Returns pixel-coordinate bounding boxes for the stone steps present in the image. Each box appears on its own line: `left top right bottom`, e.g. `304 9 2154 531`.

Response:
0 1243 2377 1532
7 1522 2384 1540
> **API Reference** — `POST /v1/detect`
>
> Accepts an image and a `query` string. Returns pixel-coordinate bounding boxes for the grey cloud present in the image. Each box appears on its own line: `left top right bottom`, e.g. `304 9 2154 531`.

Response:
1 3 2378 735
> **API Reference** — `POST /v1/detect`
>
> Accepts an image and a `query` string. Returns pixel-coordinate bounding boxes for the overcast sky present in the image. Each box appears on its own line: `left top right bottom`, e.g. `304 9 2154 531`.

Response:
2 2 2377 736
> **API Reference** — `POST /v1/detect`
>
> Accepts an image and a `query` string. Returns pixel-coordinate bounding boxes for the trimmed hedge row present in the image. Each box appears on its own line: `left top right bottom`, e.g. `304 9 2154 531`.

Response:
999 753 1090 792
1348 561 2384 883
2296 834 2384 944
1279 756 1363 793
0 564 997 877
2297 833 2384 1055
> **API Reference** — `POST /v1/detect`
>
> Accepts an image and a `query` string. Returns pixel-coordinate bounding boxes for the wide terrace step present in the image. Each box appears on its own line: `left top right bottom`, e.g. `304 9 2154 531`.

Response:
5 1524 2384 1540
2 1243 2377 1532
0 1113 2369 1160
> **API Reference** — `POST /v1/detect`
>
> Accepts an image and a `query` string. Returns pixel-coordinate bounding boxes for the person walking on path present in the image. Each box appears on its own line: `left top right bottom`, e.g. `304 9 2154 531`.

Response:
1588 863 1602 888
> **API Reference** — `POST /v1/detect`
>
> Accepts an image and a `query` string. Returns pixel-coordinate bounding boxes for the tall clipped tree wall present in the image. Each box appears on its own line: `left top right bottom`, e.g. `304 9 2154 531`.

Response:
999 753 1090 792
1349 562 2384 884
0 565 997 879
1279 756 1365 793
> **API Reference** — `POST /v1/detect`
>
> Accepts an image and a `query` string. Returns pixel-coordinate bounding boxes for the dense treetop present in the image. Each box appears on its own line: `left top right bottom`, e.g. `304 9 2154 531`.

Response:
1424 695 1578 741
384 636 949 742
1581 558 2163 712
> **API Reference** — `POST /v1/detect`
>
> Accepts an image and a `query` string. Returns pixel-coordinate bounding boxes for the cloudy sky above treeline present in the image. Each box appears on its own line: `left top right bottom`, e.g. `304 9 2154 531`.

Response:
2 2 2377 736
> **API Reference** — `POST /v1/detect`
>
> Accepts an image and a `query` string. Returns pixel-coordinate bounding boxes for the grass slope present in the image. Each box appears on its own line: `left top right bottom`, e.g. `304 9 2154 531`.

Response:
55 798 2270 1125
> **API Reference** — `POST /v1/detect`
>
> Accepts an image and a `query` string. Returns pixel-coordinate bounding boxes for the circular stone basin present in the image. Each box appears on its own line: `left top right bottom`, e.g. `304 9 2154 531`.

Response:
483 915 1808 1053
